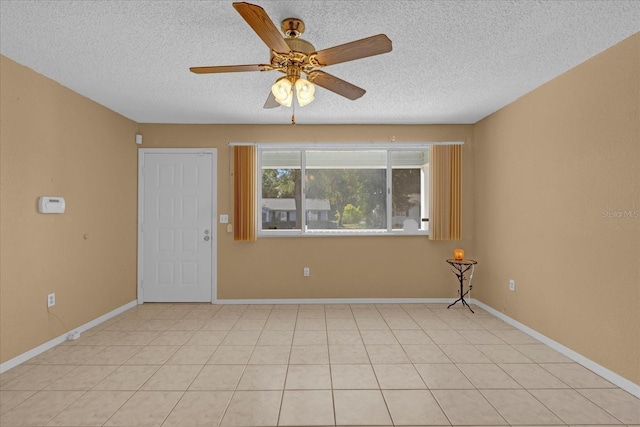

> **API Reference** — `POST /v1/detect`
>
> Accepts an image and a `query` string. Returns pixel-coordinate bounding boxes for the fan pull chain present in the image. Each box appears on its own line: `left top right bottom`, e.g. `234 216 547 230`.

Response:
291 94 296 125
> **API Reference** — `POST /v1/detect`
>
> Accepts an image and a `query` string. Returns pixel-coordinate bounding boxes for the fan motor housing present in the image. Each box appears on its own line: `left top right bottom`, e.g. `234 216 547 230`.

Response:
284 38 315 55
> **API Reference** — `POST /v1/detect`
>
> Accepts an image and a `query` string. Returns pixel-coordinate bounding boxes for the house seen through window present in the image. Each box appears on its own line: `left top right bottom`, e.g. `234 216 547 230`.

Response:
259 147 429 235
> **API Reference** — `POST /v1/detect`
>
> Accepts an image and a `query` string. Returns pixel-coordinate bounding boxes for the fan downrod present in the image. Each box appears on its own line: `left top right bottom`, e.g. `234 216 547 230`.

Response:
281 18 305 38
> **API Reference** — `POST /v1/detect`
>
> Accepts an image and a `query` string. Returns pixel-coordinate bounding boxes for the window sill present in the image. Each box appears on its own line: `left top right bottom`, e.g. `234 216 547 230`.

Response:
258 230 430 238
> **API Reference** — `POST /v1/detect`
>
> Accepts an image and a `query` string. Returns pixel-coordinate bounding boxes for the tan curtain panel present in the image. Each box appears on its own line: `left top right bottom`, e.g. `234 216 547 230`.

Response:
429 144 461 240
233 145 257 241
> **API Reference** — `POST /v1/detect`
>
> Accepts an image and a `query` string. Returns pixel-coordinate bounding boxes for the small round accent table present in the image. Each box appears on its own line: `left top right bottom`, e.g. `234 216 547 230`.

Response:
445 259 477 313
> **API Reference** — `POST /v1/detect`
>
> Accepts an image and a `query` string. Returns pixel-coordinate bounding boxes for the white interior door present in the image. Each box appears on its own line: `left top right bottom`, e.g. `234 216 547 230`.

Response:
138 150 216 302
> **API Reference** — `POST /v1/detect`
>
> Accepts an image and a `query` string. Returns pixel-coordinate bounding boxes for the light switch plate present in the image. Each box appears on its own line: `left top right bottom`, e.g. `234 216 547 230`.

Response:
220 214 229 224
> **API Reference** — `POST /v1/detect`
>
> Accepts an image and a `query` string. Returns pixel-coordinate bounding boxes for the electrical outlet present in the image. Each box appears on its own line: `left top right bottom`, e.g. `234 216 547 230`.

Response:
303 267 310 277
509 279 515 291
47 293 55 307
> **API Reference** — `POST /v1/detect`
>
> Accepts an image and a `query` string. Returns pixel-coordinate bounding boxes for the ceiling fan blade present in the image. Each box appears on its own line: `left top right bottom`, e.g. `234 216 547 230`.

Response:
313 34 392 66
233 2 291 54
190 64 270 74
308 70 366 100
263 91 280 109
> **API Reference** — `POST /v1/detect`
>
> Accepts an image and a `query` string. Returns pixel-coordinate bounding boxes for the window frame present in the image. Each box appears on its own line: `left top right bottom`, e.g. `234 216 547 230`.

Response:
256 143 452 237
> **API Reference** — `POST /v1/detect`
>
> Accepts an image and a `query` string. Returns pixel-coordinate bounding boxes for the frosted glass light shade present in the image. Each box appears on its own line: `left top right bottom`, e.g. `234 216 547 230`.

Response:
295 78 315 107
272 77 293 105
279 90 293 107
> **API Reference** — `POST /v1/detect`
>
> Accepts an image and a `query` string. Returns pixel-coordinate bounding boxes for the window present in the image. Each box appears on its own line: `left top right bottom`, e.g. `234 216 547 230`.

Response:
259 145 430 236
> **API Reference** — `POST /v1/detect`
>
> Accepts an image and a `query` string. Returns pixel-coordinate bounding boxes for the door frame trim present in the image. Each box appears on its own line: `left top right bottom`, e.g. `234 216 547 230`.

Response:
137 148 218 304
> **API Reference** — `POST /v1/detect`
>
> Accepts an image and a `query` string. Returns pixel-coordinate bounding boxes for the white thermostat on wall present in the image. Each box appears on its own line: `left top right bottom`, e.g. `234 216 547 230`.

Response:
38 197 66 214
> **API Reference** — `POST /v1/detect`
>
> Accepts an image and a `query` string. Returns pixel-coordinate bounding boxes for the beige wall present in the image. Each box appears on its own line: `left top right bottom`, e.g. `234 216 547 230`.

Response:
137 124 474 300
0 56 139 363
473 33 639 384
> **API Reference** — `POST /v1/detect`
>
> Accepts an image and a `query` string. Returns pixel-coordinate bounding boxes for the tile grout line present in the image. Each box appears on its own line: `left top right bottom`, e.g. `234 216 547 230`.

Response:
372 303 400 426
216 304 250 427
271 304 289 427
404 303 455 427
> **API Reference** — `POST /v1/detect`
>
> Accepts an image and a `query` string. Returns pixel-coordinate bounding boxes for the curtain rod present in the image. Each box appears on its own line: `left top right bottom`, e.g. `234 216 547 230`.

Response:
228 141 464 147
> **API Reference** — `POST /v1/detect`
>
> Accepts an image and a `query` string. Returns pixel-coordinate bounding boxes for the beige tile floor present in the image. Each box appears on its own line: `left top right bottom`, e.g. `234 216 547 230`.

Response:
1 302 639 426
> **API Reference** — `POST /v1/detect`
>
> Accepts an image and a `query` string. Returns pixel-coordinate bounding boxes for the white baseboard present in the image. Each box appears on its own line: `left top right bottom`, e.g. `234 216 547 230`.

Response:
0 300 137 374
473 300 640 399
216 298 455 305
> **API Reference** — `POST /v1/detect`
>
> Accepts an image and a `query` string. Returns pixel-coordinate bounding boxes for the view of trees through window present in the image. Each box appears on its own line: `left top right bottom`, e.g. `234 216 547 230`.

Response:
262 168 301 229
260 149 428 234
306 168 386 229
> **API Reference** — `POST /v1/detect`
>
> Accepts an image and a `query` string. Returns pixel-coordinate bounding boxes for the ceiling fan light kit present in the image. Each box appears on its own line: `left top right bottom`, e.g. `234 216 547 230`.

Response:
190 1 392 115
270 65 316 108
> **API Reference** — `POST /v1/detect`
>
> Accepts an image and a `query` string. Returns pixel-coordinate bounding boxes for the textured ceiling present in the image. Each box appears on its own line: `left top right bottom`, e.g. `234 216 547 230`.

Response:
1 0 638 125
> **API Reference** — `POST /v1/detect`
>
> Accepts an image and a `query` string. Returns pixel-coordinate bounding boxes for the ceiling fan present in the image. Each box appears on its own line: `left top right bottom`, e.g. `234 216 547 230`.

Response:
190 2 392 111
